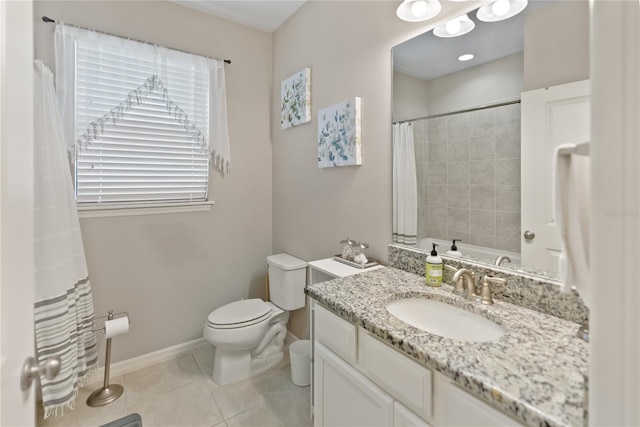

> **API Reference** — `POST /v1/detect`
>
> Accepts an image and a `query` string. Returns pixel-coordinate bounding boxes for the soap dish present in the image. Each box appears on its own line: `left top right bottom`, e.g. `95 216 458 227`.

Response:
333 254 380 269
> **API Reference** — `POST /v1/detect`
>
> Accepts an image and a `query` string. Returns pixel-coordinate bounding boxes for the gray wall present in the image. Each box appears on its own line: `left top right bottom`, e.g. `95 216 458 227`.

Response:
393 71 430 122
524 0 589 91
271 1 479 339
34 1 273 363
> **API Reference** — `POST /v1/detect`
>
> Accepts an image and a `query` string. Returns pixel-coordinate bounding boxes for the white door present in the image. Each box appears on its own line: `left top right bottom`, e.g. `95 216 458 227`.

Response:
520 80 590 272
0 0 36 425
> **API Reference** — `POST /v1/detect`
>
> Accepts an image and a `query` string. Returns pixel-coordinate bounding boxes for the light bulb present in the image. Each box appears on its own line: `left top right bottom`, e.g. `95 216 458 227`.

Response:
411 0 428 17
492 0 511 17
445 19 462 34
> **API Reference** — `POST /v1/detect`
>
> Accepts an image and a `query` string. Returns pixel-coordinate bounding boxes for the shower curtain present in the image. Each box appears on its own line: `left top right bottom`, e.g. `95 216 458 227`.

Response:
34 60 98 418
392 123 418 245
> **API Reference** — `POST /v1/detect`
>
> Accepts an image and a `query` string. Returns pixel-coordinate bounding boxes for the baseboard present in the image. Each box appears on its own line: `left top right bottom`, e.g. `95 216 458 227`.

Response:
87 337 208 385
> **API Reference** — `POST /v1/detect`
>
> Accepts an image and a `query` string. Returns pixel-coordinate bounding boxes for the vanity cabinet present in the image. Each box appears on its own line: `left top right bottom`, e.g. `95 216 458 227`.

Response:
310 299 525 427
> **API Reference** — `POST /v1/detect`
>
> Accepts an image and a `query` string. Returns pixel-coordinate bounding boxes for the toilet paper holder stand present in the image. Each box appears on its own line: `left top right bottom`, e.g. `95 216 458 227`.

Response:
87 310 131 407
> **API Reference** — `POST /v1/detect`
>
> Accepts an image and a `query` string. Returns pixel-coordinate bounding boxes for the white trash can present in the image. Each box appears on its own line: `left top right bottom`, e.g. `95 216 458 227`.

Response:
289 340 311 386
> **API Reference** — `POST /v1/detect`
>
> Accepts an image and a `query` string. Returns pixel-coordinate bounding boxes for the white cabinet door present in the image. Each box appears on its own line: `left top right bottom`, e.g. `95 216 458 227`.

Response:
445 383 524 426
393 402 431 427
521 80 590 272
314 343 394 427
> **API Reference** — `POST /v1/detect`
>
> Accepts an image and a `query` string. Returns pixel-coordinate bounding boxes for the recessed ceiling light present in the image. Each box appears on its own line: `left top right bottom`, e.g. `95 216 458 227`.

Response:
477 0 528 22
433 14 475 38
396 0 442 22
458 54 475 61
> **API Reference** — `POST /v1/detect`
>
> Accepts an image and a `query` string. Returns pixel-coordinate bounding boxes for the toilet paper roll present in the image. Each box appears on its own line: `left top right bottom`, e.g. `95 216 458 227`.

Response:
104 316 129 339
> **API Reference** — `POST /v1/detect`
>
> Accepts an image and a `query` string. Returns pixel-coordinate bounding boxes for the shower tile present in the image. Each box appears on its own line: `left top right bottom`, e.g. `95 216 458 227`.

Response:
470 233 496 249
448 185 469 208
470 135 495 160
470 209 496 236
447 161 469 186
426 227 448 241
427 163 448 185
447 137 470 161
495 159 520 185
127 380 223 427
470 186 495 211
428 117 447 141
427 207 448 230
496 186 521 213
495 237 521 253
447 113 470 139
495 104 521 134
468 109 496 136
428 185 448 208
448 208 470 234
470 160 494 186
495 132 521 159
495 212 521 240
428 140 448 162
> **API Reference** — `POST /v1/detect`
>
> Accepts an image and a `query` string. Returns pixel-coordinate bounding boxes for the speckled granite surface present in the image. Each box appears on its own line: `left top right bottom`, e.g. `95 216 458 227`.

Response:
389 244 589 326
305 267 588 427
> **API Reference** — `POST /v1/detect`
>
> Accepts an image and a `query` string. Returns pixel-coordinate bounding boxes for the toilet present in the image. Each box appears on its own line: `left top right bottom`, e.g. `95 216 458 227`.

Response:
203 253 307 385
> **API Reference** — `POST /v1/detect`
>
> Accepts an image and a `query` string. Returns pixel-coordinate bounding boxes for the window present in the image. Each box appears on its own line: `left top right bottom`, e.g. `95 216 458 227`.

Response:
55 25 230 213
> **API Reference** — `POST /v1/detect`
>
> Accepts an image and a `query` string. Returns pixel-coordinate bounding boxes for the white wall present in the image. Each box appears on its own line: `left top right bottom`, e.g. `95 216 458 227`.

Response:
34 1 273 363
426 53 523 115
272 0 482 338
393 71 429 122
523 0 589 91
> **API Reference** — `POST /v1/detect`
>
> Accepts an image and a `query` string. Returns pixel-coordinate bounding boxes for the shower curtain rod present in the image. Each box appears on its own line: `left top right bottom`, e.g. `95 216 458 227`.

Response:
41 16 231 65
393 98 520 124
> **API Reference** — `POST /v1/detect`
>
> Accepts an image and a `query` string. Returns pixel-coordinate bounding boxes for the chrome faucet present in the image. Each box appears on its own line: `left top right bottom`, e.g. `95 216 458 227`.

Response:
495 255 511 266
445 265 477 300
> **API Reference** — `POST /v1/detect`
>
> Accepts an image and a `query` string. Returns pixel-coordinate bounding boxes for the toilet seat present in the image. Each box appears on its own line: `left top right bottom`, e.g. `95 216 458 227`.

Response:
207 299 272 330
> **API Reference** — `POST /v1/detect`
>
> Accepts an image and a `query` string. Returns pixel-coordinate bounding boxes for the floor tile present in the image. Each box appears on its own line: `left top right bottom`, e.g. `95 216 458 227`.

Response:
124 354 203 404
225 391 311 427
193 343 215 378
37 376 127 427
126 380 223 427
206 366 299 420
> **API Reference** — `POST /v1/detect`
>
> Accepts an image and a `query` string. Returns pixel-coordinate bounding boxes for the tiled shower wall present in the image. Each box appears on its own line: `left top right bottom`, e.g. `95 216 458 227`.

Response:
413 103 521 253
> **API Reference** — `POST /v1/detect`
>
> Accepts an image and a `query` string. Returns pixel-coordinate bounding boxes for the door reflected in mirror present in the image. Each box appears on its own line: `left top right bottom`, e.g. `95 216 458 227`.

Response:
391 0 589 279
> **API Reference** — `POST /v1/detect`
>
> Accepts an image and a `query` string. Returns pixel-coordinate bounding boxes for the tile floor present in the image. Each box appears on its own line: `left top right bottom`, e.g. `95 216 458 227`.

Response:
37 340 311 427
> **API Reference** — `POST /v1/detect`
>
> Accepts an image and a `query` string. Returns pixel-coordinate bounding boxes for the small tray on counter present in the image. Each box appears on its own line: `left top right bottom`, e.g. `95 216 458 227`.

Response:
333 254 380 269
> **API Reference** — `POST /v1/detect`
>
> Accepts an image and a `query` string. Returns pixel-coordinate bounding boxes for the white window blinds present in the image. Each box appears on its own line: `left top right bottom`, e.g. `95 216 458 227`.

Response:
54 25 230 208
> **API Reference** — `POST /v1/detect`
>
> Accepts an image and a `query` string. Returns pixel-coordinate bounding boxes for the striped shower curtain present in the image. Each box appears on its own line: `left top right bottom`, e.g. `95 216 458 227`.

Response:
34 60 98 418
392 122 418 245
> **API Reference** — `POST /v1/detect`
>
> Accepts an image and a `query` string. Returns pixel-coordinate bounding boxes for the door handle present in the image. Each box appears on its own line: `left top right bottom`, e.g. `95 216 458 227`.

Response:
20 356 61 391
523 230 536 241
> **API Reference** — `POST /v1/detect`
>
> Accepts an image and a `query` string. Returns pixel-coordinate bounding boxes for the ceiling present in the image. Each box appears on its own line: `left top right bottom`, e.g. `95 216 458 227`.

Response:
171 0 307 33
393 0 552 81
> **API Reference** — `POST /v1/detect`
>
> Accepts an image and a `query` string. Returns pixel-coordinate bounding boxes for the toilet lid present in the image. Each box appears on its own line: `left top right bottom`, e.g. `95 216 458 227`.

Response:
207 298 271 326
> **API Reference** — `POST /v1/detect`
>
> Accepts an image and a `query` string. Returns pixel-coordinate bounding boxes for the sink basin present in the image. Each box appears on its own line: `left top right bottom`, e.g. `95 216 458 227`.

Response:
386 298 504 342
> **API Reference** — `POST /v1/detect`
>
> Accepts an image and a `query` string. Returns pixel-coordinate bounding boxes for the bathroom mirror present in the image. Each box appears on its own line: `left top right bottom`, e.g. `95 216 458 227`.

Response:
391 0 589 279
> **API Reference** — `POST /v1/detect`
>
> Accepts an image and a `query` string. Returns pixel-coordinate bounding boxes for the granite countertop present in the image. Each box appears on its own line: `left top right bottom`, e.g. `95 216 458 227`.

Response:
305 267 588 427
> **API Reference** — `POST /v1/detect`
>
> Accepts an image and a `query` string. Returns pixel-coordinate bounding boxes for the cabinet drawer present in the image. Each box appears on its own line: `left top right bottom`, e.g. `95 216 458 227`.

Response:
359 329 433 420
314 304 357 364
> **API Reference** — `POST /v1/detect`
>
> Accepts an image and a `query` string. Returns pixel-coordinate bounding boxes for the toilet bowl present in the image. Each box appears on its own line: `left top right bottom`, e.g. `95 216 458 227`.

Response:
203 253 307 385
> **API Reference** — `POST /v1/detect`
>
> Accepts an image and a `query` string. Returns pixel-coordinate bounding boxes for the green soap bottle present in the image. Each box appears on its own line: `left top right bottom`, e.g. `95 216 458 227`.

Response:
425 243 443 287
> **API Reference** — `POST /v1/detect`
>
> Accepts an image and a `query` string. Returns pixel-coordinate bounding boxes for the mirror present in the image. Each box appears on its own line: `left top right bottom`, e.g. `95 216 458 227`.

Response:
391 0 589 279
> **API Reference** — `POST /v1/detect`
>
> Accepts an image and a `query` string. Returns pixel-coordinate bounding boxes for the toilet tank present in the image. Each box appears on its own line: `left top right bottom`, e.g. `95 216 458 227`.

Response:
267 253 307 310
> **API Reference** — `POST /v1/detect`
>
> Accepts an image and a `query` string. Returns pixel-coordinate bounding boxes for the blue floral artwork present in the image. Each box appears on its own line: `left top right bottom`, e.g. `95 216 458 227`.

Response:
318 97 362 168
281 68 311 129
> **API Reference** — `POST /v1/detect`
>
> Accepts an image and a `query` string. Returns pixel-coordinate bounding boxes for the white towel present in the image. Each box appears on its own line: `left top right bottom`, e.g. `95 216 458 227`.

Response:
554 142 590 307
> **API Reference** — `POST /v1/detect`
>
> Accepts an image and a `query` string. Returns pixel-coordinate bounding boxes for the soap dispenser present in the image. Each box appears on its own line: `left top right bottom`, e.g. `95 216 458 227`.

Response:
446 239 462 257
426 243 443 287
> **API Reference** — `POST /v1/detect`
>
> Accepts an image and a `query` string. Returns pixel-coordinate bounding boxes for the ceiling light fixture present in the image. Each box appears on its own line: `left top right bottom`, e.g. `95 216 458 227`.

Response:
458 54 475 61
476 0 528 22
433 14 475 38
396 0 442 22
